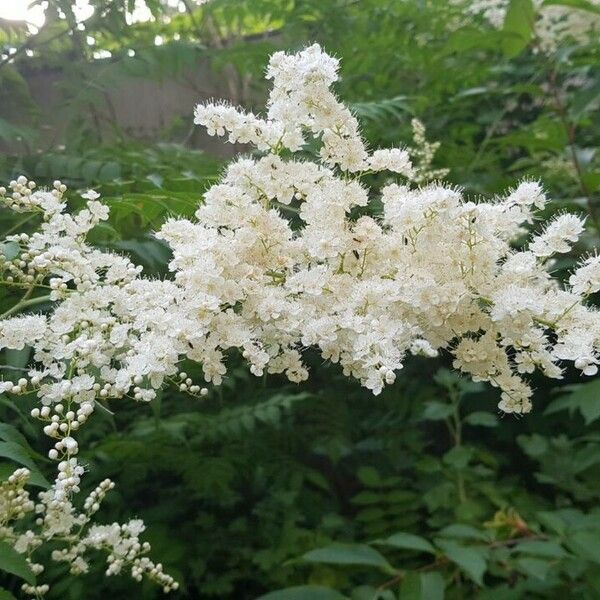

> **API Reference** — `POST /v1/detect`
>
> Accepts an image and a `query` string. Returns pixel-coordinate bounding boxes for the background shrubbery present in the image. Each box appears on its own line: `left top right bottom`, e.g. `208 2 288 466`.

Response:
1 1 600 598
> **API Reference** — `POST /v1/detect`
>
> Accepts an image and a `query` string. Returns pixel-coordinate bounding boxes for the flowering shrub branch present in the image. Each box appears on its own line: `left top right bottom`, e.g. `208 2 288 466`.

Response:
0 44 599 594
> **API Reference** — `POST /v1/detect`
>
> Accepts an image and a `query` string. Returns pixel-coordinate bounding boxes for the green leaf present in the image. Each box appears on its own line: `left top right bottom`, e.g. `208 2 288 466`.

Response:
0 424 46 464
0 423 30 449
0 441 36 469
356 466 382 487
0 588 18 600
502 0 535 57
544 380 600 425
0 242 20 261
464 412 497 427
399 572 421 599
536 511 567 536
350 96 413 123
570 81 600 121
435 540 487 586
301 543 395 573
0 441 50 488
516 557 550 580
351 491 382 505
0 462 49 489
4 347 30 370
421 572 445 600
422 402 454 421
582 171 600 193
517 434 548 458
400 572 445 600
443 446 474 470
375 532 436 554
256 587 348 600
515 540 568 558
438 524 488 541
565 531 600 563
0 542 35 585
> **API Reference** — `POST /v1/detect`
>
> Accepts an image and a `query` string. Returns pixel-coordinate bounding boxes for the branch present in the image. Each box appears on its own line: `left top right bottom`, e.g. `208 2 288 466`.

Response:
1 293 52 319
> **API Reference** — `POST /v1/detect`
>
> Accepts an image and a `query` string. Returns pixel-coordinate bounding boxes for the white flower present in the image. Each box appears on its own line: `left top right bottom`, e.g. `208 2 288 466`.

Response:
368 148 414 176
530 214 585 257
81 190 100 201
570 255 600 296
0 315 47 350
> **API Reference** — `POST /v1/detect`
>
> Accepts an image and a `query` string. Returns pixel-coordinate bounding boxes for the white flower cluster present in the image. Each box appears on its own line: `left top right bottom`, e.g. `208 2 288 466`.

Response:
194 45 413 176
461 0 600 53
0 43 598 590
0 178 180 594
0 469 178 596
175 44 599 412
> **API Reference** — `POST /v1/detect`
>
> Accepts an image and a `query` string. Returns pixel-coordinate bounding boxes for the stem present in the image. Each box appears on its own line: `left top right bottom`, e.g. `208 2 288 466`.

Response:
450 387 467 503
1 293 52 319
2 213 37 237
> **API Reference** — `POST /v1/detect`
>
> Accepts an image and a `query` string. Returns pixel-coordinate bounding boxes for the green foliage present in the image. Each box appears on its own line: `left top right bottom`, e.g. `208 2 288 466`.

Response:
502 0 535 57
1 0 600 598
0 544 34 586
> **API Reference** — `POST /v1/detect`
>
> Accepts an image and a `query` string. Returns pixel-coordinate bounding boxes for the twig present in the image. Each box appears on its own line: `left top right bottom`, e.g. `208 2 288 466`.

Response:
1 293 52 319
